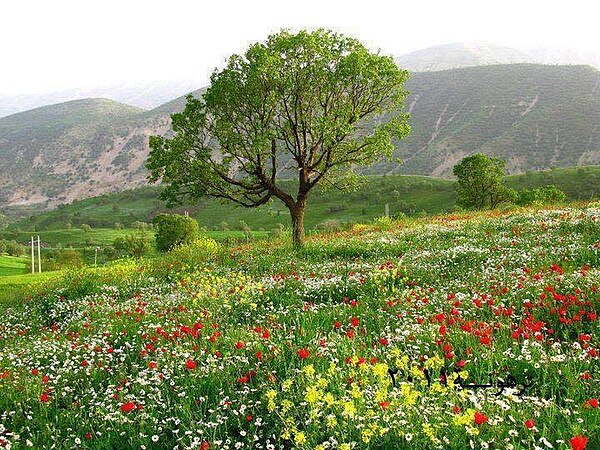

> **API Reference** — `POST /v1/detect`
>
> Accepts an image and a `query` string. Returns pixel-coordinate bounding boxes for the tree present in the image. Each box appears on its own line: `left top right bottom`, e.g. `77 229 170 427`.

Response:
113 231 150 257
147 29 410 247
152 214 199 252
453 154 514 210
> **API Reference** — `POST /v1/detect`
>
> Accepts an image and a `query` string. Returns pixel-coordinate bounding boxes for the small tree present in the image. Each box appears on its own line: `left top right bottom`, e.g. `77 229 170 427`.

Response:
148 29 410 247
453 154 514 210
152 214 199 252
113 232 150 257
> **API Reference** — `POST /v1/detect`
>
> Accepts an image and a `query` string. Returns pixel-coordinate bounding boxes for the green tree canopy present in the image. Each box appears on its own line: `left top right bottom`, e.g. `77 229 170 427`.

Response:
453 153 515 210
147 29 410 246
152 214 199 252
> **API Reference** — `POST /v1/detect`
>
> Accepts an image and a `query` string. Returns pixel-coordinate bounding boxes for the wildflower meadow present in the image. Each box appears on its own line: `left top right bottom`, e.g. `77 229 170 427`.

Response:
0 205 599 449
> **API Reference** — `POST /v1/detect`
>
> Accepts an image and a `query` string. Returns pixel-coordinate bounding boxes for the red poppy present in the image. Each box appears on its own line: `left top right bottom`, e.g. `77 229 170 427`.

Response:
524 419 535 429
379 401 390 410
350 317 360 327
474 411 488 425
185 359 197 370
584 398 598 408
40 393 50 403
200 442 210 450
121 402 136 413
378 337 389 346
570 435 588 450
235 341 245 350
297 348 310 359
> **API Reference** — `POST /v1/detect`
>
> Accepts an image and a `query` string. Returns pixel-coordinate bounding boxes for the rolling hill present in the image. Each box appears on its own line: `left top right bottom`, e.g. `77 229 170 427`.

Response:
0 79 199 118
4 166 600 235
1 64 599 211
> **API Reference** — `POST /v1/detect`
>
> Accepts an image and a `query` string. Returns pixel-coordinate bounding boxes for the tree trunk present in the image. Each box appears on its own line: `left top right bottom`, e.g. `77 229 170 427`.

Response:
290 202 306 248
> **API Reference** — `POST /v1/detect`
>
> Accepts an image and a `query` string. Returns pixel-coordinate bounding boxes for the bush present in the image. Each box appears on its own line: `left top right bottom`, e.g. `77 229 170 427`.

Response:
152 214 199 252
219 221 230 231
44 249 85 271
113 231 151 257
271 223 285 239
373 216 394 230
5 240 25 256
318 219 342 232
81 224 92 232
517 185 566 206
237 220 251 232
114 222 124 230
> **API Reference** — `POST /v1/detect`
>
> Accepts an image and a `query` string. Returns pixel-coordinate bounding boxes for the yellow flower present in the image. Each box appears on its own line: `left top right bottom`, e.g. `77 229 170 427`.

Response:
302 364 315 378
305 385 321 404
294 431 307 446
342 401 357 417
372 362 389 379
266 389 277 412
326 414 337 428
323 392 335 406
340 444 351 450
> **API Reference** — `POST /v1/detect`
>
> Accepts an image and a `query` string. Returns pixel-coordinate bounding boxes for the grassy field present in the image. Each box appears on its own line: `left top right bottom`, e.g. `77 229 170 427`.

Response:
0 254 28 276
0 229 270 249
0 204 598 449
3 166 600 235
0 265 60 307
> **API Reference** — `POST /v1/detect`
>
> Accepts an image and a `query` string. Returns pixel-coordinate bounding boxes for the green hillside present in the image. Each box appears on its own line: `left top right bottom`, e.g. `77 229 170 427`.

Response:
4 166 600 235
1 64 599 211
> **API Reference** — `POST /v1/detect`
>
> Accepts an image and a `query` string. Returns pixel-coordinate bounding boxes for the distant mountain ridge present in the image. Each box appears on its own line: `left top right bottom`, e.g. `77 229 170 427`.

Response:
1 63 599 210
395 42 600 72
0 79 199 118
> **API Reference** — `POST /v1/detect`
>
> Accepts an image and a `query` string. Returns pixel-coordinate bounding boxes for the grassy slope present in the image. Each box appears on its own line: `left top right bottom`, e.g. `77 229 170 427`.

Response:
0 255 28 276
0 204 598 448
4 166 600 236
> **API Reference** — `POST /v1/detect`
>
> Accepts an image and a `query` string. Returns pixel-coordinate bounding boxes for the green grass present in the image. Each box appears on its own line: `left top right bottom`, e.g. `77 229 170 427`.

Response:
0 254 28 276
4 166 600 236
0 204 598 448
0 268 60 307
0 228 270 249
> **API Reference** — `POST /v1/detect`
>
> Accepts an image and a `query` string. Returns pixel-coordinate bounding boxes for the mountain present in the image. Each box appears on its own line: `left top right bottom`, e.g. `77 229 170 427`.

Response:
395 43 600 72
1 64 599 210
0 98 171 208
381 64 600 176
395 43 531 72
0 80 199 118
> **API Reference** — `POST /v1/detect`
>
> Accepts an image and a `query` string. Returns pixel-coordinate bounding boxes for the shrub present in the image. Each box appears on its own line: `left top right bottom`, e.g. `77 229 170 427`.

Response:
237 220 251 232
5 240 25 256
271 223 285 239
517 185 566 206
318 219 342 232
373 216 394 230
81 224 92 232
219 221 230 231
152 214 199 252
113 231 151 257
44 249 85 271
114 222 124 230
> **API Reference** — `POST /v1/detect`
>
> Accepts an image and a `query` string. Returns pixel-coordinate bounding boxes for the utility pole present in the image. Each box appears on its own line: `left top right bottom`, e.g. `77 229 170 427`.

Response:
31 236 35 274
37 235 41 273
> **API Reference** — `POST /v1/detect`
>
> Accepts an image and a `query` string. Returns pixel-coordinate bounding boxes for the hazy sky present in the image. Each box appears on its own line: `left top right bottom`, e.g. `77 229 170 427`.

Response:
2 0 599 94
